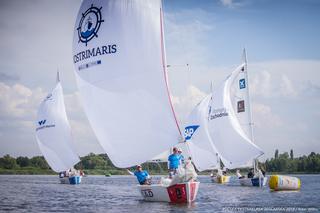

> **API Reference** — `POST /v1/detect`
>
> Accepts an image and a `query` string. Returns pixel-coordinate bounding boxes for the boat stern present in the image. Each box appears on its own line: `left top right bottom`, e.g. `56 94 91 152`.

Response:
137 181 200 203
69 176 82 184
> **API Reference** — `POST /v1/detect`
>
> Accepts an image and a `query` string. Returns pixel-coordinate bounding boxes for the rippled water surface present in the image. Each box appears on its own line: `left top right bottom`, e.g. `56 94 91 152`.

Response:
0 175 319 212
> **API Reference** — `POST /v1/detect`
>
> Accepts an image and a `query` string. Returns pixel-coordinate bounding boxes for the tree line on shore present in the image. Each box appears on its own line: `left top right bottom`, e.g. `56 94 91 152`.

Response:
0 150 319 175
263 149 320 173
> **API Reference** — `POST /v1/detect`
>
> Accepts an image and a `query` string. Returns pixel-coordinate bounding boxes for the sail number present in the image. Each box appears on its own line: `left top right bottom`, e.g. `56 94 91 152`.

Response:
175 188 182 199
141 189 153 198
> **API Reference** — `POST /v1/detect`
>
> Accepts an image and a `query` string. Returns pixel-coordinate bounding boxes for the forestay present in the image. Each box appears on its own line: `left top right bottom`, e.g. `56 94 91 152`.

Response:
35 78 80 172
207 64 263 169
72 0 180 168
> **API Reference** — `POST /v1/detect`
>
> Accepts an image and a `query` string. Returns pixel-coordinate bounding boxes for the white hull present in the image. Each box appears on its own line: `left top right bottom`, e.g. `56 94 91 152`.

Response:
239 177 267 187
137 181 199 203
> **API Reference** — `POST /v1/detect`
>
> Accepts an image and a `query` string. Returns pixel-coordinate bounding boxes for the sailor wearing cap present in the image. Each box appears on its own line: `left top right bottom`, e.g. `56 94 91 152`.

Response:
134 165 151 185
177 148 185 165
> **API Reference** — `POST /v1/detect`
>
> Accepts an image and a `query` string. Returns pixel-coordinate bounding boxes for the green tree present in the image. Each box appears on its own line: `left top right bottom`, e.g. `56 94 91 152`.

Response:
290 149 294 160
0 154 17 169
79 153 107 170
30 156 50 169
16 156 30 167
275 149 279 159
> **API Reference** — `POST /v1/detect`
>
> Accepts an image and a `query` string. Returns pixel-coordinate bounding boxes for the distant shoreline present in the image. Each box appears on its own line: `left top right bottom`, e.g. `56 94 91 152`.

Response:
1 169 319 176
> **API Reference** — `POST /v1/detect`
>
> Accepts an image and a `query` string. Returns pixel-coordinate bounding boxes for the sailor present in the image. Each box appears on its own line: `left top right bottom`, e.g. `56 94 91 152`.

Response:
247 168 254 178
178 148 185 165
184 157 197 181
134 165 151 185
168 147 181 178
256 169 264 178
59 172 64 178
222 167 227 176
236 169 245 179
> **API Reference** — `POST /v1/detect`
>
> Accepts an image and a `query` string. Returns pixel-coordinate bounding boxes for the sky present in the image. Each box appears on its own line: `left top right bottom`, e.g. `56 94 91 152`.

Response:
0 0 319 160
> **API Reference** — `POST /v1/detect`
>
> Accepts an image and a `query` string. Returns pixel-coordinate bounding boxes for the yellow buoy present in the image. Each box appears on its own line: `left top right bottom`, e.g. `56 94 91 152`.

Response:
269 175 301 191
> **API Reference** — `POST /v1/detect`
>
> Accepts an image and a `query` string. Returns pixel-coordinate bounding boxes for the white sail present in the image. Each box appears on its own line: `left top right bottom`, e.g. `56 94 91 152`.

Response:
150 95 219 171
184 95 219 171
72 0 180 168
230 49 253 141
35 75 80 172
207 64 263 169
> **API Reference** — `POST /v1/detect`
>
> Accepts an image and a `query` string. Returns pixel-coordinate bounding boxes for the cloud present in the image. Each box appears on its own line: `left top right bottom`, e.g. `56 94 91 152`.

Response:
165 8 215 66
252 102 283 128
0 72 19 82
0 0 81 92
172 85 207 126
251 71 298 98
0 81 103 157
279 74 298 98
219 0 246 8
220 0 233 7
250 60 320 100
0 82 44 120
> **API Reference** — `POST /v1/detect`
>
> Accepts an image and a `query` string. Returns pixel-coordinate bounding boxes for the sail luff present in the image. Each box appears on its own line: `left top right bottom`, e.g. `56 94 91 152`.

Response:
242 49 255 144
160 5 182 137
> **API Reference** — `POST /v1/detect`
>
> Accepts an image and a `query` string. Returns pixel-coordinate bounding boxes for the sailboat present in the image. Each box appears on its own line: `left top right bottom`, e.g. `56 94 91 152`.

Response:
180 91 231 184
207 49 267 187
150 94 220 172
72 0 199 202
35 72 82 184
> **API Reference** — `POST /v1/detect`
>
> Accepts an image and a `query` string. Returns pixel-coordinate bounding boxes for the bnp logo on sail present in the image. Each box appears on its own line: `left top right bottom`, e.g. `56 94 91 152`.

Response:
184 125 200 141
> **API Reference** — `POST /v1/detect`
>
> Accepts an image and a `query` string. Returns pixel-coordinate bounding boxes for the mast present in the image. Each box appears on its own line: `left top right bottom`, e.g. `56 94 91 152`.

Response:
242 48 254 143
56 70 60 83
242 49 262 172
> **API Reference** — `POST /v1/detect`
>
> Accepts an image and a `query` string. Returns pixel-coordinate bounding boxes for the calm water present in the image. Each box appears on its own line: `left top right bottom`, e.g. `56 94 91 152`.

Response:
0 175 319 212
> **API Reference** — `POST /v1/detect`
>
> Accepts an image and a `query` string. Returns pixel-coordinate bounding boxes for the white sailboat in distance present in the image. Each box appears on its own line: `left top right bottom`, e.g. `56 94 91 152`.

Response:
35 72 82 184
207 49 267 187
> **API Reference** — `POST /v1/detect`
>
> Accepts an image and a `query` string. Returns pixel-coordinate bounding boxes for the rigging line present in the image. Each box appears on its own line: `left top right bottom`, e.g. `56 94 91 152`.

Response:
160 6 182 136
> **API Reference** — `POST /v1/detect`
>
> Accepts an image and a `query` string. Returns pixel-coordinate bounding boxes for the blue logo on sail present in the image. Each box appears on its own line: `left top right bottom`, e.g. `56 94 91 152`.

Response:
36 120 55 131
184 125 200 141
38 120 46 126
77 4 104 46
239 79 246 89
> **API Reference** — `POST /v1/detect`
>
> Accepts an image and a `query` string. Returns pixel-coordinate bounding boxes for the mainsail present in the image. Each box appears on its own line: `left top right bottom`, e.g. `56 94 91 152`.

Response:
72 0 180 168
35 73 80 172
207 63 263 169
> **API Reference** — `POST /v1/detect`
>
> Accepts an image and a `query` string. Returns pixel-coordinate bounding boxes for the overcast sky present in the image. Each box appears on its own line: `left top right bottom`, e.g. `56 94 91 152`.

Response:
0 0 319 160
